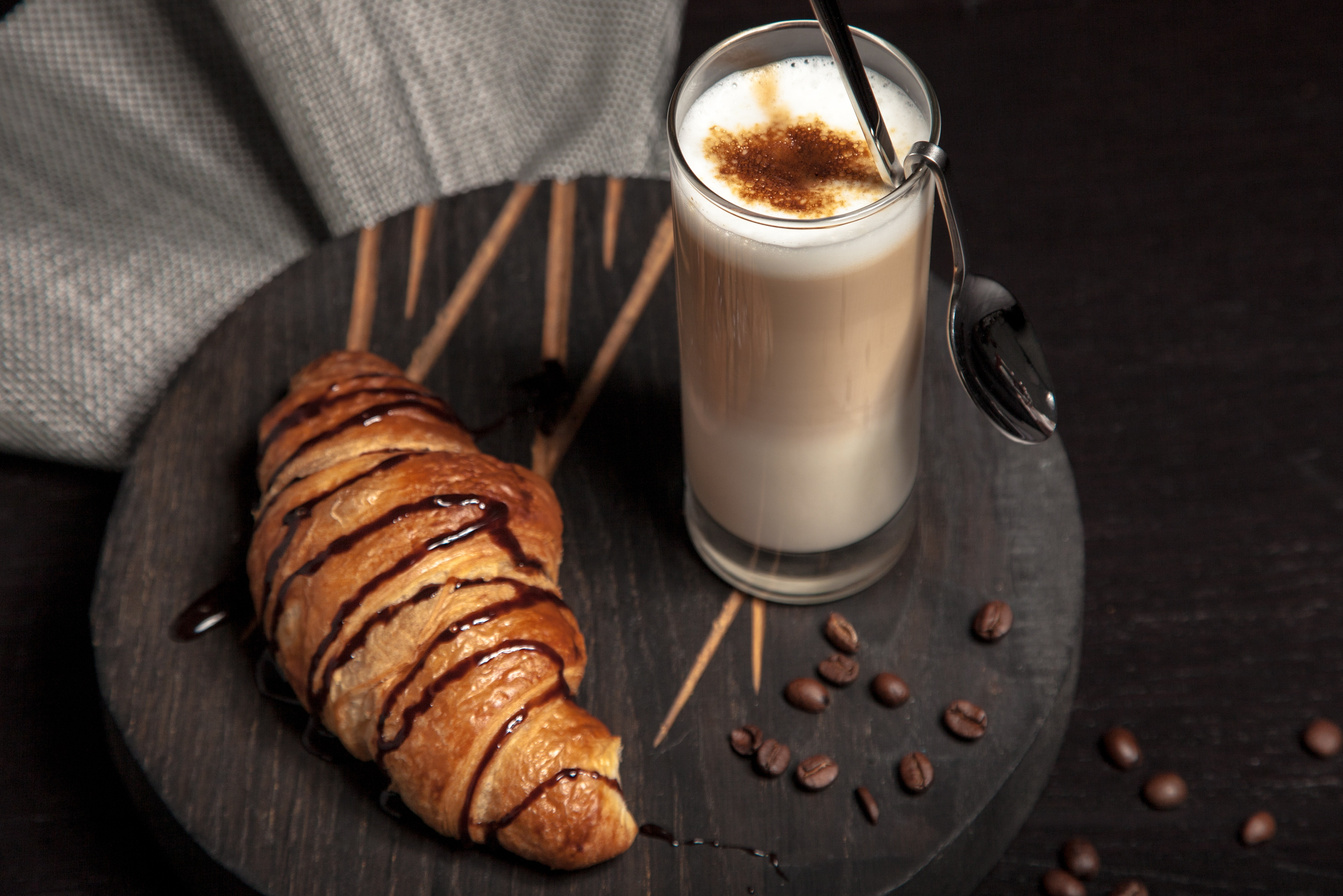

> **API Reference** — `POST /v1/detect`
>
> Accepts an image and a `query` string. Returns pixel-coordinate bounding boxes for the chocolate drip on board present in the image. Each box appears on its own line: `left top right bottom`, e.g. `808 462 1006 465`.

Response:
171 579 235 641
639 823 787 880
302 715 347 763
265 397 462 489
254 649 302 706
378 788 408 819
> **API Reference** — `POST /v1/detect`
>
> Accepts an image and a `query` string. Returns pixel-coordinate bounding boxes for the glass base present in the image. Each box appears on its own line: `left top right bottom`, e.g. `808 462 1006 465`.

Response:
684 483 917 604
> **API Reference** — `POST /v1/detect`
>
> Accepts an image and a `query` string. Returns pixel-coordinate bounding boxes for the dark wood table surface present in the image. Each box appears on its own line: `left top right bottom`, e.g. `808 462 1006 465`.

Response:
3 1 1340 893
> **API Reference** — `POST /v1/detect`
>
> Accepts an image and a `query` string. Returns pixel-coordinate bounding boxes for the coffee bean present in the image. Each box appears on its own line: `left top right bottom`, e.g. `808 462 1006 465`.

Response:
943 699 988 740
1302 716 1342 758
855 786 879 824
1059 836 1100 879
753 738 791 777
823 612 860 653
818 653 860 686
898 751 933 793
1108 880 1148 896
972 599 1013 641
785 677 831 713
1240 810 1276 846
729 724 764 757
1101 726 1142 770
1040 868 1086 896
795 754 838 791
1142 771 1188 809
870 672 910 708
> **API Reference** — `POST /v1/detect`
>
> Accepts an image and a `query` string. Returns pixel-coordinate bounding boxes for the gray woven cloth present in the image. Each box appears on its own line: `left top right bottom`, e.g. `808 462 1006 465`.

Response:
0 0 684 468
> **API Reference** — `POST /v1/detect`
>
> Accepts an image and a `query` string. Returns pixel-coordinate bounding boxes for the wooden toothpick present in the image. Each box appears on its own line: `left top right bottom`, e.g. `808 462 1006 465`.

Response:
405 182 538 383
653 590 746 748
347 222 383 351
602 177 625 270
543 180 577 364
532 207 675 480
751 597 765 694
404 201 436 319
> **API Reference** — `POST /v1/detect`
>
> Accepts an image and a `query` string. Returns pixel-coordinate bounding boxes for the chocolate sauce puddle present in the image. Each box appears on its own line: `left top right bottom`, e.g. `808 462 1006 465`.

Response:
171 582 233 641
254 649 302 706
302 715 347 763
640 823 787 880
378 788 408 819
509 359 574 436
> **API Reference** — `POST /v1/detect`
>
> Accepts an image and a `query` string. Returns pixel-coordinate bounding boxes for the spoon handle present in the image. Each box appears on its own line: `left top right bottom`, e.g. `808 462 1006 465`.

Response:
904 141 965 298
808 0 903 186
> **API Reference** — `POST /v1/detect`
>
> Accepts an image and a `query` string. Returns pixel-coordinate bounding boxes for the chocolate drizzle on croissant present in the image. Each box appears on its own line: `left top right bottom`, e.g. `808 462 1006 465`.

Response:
246 351 636 870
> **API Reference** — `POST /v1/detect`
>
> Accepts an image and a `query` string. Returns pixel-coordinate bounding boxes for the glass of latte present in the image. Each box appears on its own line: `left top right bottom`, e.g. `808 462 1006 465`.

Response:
668 21 939 602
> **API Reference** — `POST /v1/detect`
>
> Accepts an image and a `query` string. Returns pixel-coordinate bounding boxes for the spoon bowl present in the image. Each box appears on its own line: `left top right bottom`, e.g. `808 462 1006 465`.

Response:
954 274 1057 443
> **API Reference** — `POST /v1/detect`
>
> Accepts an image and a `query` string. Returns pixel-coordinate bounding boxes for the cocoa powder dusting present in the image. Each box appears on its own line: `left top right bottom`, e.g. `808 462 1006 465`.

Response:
703 118 884 218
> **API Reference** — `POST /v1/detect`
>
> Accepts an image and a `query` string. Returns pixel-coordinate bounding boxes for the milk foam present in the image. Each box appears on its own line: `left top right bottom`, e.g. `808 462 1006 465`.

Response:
678 56 928 219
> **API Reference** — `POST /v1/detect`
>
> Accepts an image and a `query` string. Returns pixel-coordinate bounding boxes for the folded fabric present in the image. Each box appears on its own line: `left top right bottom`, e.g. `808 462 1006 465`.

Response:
0 0 683 468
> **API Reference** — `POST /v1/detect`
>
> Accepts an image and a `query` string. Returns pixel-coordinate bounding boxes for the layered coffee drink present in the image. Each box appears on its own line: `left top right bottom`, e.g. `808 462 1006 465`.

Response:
669 23 939 600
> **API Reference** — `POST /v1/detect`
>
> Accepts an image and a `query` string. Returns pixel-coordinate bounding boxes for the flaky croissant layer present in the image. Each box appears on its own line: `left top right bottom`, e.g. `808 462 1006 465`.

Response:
246 351 637 869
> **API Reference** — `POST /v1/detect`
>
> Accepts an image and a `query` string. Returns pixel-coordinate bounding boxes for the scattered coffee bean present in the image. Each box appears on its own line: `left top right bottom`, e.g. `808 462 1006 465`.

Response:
730 724 764 757
972 599 1013 641
870 672 910 708
795 754 839 791
1240 810 1276 846
1059 836 1100 880
817 652 860 686
785 677 831 713
1108 880 1148 896
898 751 934 793
823 612 860 653
943 699 988 740
1040 868 1086 896
1142 771 1188 809
1101 726 1142 770
1302 716 1342 758
753 738 791 777
855 786 879 824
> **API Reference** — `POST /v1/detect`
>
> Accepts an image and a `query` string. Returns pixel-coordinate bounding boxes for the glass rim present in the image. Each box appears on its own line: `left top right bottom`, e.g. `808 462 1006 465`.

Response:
667 19 942 231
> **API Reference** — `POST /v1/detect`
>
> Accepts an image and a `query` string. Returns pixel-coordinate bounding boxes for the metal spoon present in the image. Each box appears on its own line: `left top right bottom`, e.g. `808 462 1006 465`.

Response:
809 0 1057 442
903 142 1057 442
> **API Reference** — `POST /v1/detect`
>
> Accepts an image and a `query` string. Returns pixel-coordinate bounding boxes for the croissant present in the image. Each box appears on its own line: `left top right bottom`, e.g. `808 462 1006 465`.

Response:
245 350 637 869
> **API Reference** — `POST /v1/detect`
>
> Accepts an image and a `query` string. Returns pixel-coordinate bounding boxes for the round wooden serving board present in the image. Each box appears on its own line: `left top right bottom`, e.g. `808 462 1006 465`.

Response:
92 179 1083 896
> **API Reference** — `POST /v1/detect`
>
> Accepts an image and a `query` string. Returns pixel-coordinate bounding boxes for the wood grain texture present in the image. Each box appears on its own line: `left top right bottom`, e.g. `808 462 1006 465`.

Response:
89 179 1082 895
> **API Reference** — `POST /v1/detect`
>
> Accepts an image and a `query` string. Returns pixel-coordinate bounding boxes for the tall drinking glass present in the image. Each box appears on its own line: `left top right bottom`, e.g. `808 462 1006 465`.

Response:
668 21 940 602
